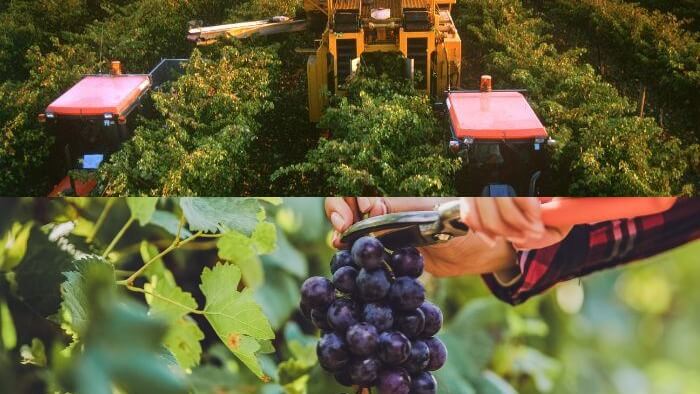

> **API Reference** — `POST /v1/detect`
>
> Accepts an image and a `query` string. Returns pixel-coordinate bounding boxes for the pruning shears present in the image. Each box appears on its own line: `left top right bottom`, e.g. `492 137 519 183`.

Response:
340 200 468 250
340 198 677 250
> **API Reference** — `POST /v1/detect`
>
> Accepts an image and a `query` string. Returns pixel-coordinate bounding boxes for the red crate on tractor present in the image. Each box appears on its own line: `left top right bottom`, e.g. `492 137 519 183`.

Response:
445 76 555 196
40 59 186 196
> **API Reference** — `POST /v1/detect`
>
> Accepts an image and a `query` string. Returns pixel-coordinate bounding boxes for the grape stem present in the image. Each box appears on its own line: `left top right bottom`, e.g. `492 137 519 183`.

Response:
101 216 135 258
87 198 116 243
117 215 204 286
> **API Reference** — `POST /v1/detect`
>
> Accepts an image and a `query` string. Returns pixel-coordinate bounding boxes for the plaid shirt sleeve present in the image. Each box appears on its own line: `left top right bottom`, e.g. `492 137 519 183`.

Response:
483 198 700 305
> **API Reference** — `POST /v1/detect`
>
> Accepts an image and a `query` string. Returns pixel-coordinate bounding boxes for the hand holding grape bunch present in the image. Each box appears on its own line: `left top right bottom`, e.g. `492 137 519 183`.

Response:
300 236 446 394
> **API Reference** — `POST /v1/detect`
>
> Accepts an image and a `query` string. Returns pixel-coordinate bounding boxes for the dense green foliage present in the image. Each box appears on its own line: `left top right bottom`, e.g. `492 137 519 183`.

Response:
99 46 280 196
456 0 695 195
273 58 459 195
626 0 700 31
1 0 699 195
532 0 700 143
2 198 700 393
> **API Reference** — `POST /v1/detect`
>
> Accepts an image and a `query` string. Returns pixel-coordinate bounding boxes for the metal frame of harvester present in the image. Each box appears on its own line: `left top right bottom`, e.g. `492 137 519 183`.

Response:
188 0 463 122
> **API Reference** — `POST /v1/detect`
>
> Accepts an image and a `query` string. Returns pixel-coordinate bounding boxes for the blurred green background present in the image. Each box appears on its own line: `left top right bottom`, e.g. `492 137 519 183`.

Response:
0 197 698 394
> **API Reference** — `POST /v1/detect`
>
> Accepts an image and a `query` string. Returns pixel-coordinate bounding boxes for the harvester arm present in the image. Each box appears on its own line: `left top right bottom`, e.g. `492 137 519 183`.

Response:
187 17 307 45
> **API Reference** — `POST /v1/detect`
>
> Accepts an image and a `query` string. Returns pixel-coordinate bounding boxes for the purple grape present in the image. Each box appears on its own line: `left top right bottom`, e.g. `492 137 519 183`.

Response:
419 302 443 338
301 276 335 309
390 248 424 278
327 298 360 332
377 367 411 394
357 268 392 302
346 323 379 356
331 250 356 273
411 371 437 394
348 356 382 386
402 339 430 374
351 236 385 271
334 369 354 387
333 266 358 294
424 337 447 371
362 303 394 332
378 331 411 365
395 309 425 339
310 308 332 331
317 332 350 371
388 277 425 312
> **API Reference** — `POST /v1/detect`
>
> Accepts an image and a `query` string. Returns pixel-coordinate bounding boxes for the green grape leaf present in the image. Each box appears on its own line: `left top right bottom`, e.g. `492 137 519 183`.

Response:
15 225 85 317
200 263 274 380
143 275 204 370
70 260 188 394
127 198 158 226
251 222 276 254
149 211 192 238
144 276 197 322
180 198 263 234
60 256 115 337
163 316 204 371
0 221 33 272
217 227 275 289
217 231 256 264
142 266 204 370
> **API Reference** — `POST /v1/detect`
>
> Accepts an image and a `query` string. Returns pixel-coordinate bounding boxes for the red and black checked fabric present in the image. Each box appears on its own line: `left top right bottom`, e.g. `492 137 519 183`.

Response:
483 198 700 305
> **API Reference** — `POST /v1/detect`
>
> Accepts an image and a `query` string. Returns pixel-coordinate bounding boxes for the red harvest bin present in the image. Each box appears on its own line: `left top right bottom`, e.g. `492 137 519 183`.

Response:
447 91 548 140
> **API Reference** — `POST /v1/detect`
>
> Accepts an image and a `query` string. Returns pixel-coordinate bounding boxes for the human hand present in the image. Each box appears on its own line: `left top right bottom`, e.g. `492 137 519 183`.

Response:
459 197 573 250
324 198 517 278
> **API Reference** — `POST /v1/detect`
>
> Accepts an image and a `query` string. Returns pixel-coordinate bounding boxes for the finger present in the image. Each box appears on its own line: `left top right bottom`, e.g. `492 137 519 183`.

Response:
512 197 545 233
357 197 387 217
475 198 523 240
495 198 544 239
461 198 497 247
324 197 356 233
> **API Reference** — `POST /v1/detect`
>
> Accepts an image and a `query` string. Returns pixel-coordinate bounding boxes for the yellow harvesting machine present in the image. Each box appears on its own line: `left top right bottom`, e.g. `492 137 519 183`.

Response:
187 0 463 122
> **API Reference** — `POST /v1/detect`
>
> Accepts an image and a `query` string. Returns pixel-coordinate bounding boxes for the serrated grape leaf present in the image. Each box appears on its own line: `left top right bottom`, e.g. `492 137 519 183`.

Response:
15 226 84 317
127 198 158 226
180 198 263 234
72 263 188 394
200 264 274 380
163 316 204 371
143 275 204 370
149 211 192 238
217 230 265 289
60 256 115 337
144 276 197 322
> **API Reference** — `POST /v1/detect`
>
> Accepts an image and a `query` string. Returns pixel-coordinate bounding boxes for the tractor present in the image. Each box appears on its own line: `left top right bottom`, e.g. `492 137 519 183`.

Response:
40 59 186 196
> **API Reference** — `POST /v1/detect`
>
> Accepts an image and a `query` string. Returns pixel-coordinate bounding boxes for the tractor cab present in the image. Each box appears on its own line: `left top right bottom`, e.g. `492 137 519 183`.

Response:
41 59 186 196
446 76 554 196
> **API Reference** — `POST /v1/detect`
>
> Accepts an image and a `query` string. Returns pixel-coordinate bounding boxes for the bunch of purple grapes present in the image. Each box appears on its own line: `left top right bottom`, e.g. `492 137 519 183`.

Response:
300 236 446 394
